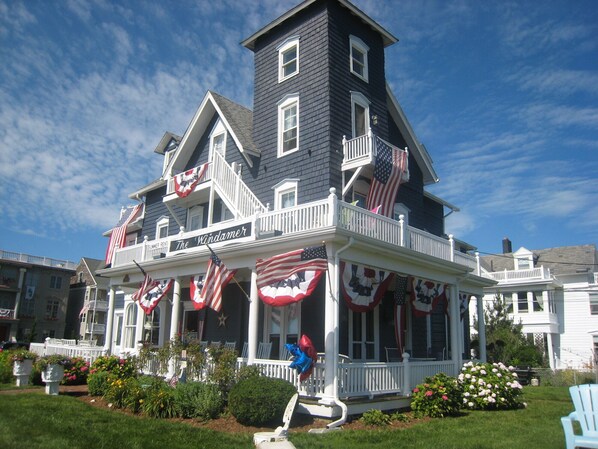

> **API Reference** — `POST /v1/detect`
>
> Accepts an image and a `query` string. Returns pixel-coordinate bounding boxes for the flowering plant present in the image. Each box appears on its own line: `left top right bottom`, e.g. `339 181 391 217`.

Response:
35 354 73 371
458 361 524 410
411 372 462 418
62 357 90 385
90 355 136 379
10 349 37 363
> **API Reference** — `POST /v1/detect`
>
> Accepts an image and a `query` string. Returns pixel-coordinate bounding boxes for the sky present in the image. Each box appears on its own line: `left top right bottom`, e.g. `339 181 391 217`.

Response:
1 0 597 265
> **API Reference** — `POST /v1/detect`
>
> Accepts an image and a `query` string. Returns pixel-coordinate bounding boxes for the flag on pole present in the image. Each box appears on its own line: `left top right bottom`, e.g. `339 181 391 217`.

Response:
134 278 174 315
256 245 328 289
190 247 236 312
174 163 208 198
366 137 408 218
393 274 410 355
79 302 90 318
104 203 143 265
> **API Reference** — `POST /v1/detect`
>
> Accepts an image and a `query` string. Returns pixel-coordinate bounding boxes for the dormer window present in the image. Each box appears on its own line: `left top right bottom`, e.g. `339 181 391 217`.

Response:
278 95 299 157
273 179 299 210
209 120 226 161
278 36 299 82
514 247 534 270
350 35 369 82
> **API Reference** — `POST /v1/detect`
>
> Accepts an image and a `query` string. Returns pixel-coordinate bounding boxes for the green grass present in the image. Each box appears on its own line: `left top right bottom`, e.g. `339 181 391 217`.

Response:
0 386 573 449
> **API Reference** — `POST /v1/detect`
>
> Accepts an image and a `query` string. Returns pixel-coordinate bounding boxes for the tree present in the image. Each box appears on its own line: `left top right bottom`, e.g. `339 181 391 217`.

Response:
473 294 545 367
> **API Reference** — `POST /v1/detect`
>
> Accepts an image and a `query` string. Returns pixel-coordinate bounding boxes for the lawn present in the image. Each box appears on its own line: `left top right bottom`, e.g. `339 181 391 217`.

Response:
0 386 573 449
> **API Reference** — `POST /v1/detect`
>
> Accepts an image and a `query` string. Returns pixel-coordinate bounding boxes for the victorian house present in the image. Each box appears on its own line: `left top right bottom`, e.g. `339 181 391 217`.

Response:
98 0 494 418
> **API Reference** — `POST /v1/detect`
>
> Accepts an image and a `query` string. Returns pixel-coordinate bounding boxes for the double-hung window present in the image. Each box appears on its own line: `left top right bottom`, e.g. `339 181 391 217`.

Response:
350 35 369 82
273 179 298 210
156 216 169 239
209 120 226 162
278 36 299 82
351 91 370 138
278 95 299 157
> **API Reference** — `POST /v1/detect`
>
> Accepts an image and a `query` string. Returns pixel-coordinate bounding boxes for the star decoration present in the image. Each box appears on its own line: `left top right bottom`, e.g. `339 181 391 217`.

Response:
218 313 228 327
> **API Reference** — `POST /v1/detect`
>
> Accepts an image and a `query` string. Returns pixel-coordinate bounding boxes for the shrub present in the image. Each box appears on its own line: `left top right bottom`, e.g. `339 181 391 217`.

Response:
411 372 463 418
390 411 410 422
87 371 111 396
34 354 72 371
141 378 177 418
90 355 136 379
62 357 90 385
360 409 392 426
0 351 14 384
206 347 237 400
174 382 224 420
228 376 296 426
121 377 146 413
104 376 131 408
458 361 524 410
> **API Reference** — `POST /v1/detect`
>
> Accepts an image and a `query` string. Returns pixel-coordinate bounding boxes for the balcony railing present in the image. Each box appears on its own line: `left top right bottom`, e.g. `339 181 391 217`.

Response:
487 266 552 284
85 323 106 334
110 190 480 274
0 250 76 270
0 308 15 319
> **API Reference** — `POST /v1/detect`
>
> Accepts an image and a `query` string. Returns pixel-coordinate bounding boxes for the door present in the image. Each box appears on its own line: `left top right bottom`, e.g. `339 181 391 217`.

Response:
112 312 123 355
349 308 379 361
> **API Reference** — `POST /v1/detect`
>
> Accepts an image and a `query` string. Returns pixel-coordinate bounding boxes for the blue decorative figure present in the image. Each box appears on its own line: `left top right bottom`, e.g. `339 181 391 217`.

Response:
286 341 314 381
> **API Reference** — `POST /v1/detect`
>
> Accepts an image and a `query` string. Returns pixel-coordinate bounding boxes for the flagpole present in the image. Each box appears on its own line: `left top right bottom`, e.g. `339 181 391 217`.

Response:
132 259 147 277
205 244 251 302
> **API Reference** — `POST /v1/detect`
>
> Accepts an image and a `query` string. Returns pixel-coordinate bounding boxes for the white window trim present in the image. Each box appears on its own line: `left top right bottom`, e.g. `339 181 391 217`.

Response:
350 91 370 138
393 203 410 225
156 216 169 240
277 94 300 157
350 35 369 82
514 247 534 270
273 179 299 210
278 36 300 83
187 205 204 231
209 119 227 162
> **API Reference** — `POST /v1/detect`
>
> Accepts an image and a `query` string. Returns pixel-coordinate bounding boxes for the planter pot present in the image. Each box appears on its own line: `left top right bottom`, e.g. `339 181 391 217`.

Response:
41 364 65 395
13 359 33 387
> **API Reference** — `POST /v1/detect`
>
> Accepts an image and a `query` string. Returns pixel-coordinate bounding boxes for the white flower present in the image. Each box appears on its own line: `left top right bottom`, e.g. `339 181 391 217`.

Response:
492 368 498 373
464 392 470 397
465 373 471 379
497 373 502 378
468 402 474 408
458 374 464 381
480 370 487 375
470 385 475 390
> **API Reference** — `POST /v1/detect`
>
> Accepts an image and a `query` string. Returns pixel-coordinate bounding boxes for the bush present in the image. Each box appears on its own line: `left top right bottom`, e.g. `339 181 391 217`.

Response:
0 351 14 384
174 382 224 420
62 357 90 385
360 409 391 426
411 372 463 418
87 371 110 396
228 376 296 426
140 378 177 418
90 355 136 379
458 361 524 410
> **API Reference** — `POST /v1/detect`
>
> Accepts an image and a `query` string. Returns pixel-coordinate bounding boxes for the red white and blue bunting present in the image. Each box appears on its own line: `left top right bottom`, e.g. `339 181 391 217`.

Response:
459 292 471 320
259 270 323 307
410 277 447 317
136 278 174 315
174 164 208 198
340 261 395 312
393 274 410 356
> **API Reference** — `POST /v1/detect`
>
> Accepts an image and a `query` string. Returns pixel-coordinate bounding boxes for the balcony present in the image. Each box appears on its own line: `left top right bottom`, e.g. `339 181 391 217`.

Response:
0 308 15 320
111 191 480 273
86 300 108 311
487 266 555 285
0 250 76 270
85 323 106 334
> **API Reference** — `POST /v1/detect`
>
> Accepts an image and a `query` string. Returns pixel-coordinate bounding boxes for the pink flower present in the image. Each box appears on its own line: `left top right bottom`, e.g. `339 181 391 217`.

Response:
413 387 419 393
442 395 448 401
425 390 433 397
81 366 88 372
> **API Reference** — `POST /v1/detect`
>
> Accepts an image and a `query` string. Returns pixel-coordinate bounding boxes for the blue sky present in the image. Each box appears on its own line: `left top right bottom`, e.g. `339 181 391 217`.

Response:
1 0 597 264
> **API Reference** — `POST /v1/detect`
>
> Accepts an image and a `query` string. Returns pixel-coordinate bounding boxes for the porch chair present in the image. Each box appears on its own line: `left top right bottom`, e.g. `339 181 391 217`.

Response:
561 384 598 449
385 347 402 362
209 341 222 348
224 341 236 351
253 393 299 447
241 342 248 358
257 342 272 359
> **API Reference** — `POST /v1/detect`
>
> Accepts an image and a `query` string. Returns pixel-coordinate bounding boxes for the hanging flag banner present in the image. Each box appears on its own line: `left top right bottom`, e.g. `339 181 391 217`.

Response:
174 163 208 198
189 248 236 312
256 245 328 289
393 274 410 356
459 292 471 320
410 277 447 317
135 278 174 315
340 261 395 312
259 270 323 307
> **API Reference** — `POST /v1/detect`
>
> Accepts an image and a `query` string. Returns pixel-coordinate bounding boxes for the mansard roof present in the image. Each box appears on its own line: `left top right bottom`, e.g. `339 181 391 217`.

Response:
242 0 398 51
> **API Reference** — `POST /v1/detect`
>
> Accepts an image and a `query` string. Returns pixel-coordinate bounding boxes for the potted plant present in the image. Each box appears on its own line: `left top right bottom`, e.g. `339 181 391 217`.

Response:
35 354 72 395
11 350 37 387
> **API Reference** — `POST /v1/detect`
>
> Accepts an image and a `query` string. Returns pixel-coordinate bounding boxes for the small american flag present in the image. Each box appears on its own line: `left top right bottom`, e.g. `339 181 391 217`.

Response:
256 245 328 289
104 204 143 265
193 247 236 312
366 137 407 218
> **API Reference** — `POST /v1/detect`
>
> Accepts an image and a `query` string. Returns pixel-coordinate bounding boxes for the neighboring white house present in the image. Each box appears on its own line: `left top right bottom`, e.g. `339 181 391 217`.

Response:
471 239 598 370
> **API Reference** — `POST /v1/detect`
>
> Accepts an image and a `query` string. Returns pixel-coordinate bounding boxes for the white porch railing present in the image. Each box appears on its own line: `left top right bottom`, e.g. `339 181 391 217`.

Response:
30 340 105 364
0 250 76 270
488 266 552 283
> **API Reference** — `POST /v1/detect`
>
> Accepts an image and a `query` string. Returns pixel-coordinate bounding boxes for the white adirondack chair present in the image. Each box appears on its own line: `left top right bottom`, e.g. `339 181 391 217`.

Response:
253 393 299 447
562 384 598 449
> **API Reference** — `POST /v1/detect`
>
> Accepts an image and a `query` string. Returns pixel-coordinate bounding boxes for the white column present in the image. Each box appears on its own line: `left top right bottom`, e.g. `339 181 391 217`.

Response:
13 267 27 320
135 301 145 348
449 284 462 368
169 277 182 341
247 269 259 364
547 333 555 370
104 286 117 354
322 258 338 403
476 295 487 362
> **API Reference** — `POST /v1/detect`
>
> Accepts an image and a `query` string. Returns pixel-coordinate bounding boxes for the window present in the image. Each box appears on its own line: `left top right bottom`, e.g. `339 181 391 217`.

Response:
533 291 544 311
266 302 300 359
278 36 299 82
162 144 176 176
156 216 169 239
273 179 299 210
514 248 534 270
350 35 369 82
590 294 598 315
187 206 204 232
50 275 62 289
123 303 137 350
393 203 410 225
517 291 529 313
278 95 299 156
143 308 161 346
45 299 60 320
209 120 226 161
351 92 370 138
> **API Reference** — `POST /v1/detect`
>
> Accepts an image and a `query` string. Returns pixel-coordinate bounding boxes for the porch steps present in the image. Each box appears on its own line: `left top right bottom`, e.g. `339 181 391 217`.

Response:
297 394 412 419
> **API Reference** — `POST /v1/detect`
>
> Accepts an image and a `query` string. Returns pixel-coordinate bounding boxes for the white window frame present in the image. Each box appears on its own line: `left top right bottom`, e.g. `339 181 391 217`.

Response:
187 206 204 232
393 203 410 225
273 179 299 210
156 216 169 239
350 35 369 82
350 91 370 138
264 302 301 360
123 303 137 351
278 95 299 157
278 36 300 82
514 248 534 270
209 119 227 162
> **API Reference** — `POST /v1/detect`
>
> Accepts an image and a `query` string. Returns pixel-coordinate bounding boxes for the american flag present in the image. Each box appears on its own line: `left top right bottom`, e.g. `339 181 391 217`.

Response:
393 274 410 355
104 203 143 265
192 247 236 312
132 272 154 302
256 245 328 289
366 137 407 218
135 278 174 314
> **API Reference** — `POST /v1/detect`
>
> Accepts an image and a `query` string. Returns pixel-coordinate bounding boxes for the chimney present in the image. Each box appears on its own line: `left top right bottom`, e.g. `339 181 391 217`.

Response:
502 237 512 254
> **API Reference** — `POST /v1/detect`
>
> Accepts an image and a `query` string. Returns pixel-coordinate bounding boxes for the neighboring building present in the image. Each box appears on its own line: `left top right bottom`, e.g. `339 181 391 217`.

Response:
0 250 76 343
475 239 598 370
67 258 109 345
98 0 494 417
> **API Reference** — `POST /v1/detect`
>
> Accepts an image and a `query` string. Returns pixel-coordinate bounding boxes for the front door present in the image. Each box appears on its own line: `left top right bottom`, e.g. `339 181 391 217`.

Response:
349 308 379 361
112 312 123 355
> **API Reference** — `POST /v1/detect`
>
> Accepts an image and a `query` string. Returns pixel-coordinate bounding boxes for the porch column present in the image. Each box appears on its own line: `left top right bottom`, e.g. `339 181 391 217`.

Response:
135 300 145 349
449 284 462 369
13 267 26 320
168 277 182 378
322 258 338 403
104 285 117 354
247 269 259 364
476 295 487 362
546 333 555 370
